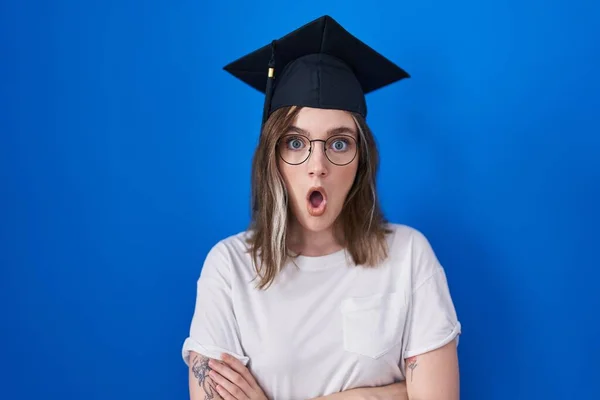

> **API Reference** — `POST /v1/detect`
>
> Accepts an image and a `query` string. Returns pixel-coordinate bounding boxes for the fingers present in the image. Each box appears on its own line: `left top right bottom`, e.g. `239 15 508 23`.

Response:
208 358 252 397
209 372 248 400
221 353 259 387
214 385 235 400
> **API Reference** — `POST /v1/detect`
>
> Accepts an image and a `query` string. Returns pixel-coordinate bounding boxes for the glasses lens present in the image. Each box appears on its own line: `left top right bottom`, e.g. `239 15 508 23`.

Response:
278 135 310 165
325 135 357 165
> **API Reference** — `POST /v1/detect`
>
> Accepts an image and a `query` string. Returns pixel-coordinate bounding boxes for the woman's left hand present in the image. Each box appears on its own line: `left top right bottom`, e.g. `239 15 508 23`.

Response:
208 353 269 400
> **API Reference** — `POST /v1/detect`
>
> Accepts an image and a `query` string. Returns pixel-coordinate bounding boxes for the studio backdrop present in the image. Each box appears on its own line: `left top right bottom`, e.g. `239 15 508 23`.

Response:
1 0 598 399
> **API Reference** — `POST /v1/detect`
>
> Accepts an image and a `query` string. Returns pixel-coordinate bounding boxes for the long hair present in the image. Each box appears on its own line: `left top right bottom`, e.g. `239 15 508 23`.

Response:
246 106 392 290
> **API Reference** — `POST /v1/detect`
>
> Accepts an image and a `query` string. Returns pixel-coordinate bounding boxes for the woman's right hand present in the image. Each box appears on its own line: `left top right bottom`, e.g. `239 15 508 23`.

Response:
206 353 269 400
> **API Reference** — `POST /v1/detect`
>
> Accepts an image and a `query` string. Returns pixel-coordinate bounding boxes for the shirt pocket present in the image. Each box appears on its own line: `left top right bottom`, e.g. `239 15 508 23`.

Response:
340 291 408 359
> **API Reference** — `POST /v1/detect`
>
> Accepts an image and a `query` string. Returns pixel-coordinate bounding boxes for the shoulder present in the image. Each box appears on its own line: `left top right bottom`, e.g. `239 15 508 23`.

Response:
385 222 436 254
203 229 252 263
209 229 252 255
385 222 443 287
200 229 254 276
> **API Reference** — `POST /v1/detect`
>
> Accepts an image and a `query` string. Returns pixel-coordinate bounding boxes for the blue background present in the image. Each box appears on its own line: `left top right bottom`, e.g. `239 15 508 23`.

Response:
1 0 599 399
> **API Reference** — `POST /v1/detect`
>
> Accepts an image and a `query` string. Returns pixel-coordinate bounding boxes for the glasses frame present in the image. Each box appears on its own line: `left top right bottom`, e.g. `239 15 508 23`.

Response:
276 134 359 166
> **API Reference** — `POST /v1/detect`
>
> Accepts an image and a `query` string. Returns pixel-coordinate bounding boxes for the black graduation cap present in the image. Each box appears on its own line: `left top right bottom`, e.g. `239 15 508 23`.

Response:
223 15 409 124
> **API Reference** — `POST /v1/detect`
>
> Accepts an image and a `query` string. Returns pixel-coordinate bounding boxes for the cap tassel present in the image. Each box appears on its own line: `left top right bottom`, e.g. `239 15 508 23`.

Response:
261 40 277 127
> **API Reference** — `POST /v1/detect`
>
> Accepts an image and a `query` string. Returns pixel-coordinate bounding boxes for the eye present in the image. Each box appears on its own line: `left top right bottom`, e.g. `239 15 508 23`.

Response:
285 136 306 151
329 138 349 152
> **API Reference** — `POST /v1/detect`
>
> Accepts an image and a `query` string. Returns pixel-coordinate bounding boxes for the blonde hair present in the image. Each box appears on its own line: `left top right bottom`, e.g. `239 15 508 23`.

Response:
246 106 392 290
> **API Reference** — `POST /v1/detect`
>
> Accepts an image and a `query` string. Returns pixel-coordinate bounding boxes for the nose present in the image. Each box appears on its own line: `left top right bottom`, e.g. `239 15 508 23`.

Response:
307 141 329 177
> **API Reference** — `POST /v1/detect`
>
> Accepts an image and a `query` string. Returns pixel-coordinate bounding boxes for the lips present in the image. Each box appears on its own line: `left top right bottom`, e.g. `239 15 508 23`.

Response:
306 186 327 217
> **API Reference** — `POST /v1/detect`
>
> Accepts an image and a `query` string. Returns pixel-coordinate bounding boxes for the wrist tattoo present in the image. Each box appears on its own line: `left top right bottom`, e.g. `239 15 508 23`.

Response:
407 356 418 382
191 354 221 399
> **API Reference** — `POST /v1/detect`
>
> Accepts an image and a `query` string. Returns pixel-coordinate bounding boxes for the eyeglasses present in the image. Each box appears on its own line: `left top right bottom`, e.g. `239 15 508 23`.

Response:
277 134 358 166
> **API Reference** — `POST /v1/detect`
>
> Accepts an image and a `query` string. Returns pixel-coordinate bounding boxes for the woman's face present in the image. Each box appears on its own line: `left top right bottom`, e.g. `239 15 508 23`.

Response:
278 107 359 234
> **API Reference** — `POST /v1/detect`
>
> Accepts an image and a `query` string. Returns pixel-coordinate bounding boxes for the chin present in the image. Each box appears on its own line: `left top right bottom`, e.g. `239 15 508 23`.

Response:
296 211 339 233
300 219 331 232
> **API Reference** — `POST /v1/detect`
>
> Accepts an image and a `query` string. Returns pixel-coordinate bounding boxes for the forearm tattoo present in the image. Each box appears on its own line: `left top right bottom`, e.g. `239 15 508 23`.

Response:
407 356 418 382
191 354 221 399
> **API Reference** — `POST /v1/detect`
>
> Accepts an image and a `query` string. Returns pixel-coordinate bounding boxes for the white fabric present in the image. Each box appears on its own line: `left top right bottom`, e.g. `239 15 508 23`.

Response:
182 223 461 400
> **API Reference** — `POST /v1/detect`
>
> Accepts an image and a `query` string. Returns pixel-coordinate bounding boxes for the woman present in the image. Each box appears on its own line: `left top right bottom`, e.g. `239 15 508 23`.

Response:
182 15 461 400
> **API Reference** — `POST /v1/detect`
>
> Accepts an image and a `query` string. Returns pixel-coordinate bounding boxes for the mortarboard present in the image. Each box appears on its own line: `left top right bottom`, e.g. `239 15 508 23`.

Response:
223 15 410 125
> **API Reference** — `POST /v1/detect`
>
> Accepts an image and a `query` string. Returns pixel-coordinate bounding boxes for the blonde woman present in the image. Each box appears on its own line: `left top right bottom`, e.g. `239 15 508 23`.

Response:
182 15 461 400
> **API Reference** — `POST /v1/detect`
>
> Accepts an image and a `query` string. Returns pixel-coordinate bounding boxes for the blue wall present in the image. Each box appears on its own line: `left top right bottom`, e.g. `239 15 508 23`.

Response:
1 1 598 399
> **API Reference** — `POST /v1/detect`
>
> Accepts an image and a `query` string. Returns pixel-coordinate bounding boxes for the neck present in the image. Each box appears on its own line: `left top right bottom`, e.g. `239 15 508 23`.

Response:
287 218 343 257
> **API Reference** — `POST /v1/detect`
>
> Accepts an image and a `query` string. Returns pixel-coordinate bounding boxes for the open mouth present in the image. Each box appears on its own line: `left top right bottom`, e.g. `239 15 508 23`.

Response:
306 187 327 216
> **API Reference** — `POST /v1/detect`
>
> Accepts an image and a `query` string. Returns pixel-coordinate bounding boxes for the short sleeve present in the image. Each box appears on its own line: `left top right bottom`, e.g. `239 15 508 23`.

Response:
403 230 461 358
181 242 249 367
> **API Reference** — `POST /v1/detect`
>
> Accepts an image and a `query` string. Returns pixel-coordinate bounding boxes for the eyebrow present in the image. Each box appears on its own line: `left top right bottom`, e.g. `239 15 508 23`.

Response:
287 125 357 137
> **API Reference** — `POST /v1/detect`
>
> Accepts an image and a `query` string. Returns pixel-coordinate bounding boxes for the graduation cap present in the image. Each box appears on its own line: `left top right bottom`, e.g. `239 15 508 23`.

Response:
223 15 410 125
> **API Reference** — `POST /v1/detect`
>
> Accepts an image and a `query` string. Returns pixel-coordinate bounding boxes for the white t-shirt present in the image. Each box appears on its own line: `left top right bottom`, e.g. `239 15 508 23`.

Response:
182 223 461 400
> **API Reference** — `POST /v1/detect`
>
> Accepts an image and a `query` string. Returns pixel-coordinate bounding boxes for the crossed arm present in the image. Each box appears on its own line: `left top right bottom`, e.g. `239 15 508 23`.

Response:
188 354 221 399
188 339 459 400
